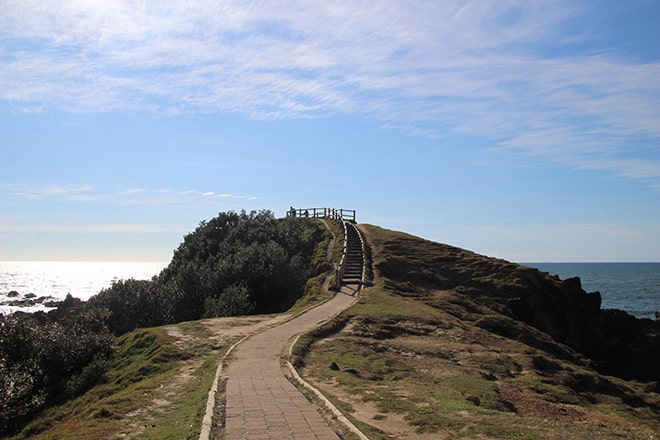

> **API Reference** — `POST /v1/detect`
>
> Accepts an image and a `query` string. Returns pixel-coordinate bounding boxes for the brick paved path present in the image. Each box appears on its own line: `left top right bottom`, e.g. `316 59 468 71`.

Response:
222 285 360 439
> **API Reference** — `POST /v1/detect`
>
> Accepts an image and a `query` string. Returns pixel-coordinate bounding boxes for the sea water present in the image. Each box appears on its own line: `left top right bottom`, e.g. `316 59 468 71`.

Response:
1 261 658 319
0 261 166 314
523 262 659 320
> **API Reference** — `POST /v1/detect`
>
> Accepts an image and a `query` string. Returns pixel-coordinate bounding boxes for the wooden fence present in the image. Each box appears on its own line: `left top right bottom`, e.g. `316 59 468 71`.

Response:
286 207 356 223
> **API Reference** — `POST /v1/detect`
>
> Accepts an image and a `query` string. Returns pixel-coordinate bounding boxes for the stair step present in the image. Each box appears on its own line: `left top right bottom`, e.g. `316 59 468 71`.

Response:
339 222 365 286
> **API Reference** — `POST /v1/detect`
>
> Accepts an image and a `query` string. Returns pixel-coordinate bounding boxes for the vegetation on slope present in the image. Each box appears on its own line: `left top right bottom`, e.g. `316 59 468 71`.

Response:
296 224 660 439
91 209 330 333
9 324 223 439
0 304 114 434
0 209 333 436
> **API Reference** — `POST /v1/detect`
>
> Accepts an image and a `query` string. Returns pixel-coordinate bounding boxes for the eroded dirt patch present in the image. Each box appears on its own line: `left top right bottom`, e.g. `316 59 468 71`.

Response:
115 314 292 438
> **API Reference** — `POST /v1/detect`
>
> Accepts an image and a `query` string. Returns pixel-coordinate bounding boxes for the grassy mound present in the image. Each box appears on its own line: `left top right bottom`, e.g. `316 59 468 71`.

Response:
9 323 223 440
295 225 660 439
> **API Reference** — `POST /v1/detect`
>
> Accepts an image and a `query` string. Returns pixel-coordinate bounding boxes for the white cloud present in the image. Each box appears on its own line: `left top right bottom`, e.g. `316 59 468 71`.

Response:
3 183 95 199
119 188 148 195
1 182 258 206
2 1 659 187
111 187 259 206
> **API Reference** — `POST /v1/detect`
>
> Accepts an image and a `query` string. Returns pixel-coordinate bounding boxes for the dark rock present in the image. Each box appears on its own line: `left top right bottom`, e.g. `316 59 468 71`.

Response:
484 268 657 380
47 294 84 322
7 290 19 297
466 395 481 406
7 298 35 307
597 310 660 381
328 361 340 371
25 293 37 299
341 367 361 377
563 276 582 290
532 355 562 372
30 311 51 323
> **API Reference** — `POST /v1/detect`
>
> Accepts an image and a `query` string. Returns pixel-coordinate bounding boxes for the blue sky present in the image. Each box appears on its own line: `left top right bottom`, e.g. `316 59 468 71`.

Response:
1 0 659 262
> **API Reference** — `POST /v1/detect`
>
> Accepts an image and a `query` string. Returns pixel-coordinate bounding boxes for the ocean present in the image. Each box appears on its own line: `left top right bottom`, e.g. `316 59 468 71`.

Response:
1 261 658 320
523 262 659 320
0 261 166 315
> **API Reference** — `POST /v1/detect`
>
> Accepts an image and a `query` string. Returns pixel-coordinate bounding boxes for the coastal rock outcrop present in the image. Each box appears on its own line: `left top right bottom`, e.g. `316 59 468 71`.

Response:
373 232 660 382
0 292 59 309
506 273 659 381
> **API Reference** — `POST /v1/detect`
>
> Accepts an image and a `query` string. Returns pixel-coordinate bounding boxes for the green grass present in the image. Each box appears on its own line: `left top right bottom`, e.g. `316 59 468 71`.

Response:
136 352 221 440
320 218 344 264
295 224 660 439
12 328 174 439
345 284 438 321
10 325 223 440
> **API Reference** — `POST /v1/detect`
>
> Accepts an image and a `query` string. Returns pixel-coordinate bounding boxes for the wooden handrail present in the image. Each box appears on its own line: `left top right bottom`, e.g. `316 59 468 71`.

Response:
285 207 360 289
286 207 356 223
335 220 349 288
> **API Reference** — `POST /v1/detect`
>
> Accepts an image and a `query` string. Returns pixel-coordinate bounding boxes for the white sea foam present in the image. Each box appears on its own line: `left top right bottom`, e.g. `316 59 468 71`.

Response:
0 261 166 314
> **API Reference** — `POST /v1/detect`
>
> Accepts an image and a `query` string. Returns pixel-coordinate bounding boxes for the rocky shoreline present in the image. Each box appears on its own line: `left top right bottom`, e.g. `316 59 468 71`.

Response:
1 290 63 310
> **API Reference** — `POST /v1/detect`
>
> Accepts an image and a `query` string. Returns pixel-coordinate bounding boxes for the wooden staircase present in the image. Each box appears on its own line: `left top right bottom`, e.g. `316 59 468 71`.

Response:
286 206 365 289
338 221 365 286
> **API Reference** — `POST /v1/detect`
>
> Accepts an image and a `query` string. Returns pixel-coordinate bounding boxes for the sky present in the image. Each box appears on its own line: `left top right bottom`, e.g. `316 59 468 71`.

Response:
1 1 660 263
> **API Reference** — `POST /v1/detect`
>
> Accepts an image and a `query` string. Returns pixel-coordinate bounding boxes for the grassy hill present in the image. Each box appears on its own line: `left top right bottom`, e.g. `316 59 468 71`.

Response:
8 221 659 439
294 224 659 439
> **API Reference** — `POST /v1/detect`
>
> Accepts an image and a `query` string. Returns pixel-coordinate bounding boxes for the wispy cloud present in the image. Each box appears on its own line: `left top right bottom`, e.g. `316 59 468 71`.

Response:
1 183 259 206
5 183 96 200
119 188 148 195
2 1 659 187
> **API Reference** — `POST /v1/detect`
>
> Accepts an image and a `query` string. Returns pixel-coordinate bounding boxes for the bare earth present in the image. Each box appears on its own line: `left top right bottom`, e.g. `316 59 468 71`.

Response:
115 314 292 438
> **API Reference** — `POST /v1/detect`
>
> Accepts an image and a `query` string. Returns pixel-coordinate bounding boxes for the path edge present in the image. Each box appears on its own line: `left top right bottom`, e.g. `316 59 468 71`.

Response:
285 361 369 440
285 286 370 440
198 333 246 440
198 295 337 440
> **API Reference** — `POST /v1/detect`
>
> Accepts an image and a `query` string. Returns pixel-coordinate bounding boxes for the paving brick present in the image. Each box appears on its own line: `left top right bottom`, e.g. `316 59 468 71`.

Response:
221 285 360 439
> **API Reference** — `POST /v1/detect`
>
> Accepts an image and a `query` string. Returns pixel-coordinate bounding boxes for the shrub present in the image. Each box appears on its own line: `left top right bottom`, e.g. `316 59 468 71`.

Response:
0 312 113 435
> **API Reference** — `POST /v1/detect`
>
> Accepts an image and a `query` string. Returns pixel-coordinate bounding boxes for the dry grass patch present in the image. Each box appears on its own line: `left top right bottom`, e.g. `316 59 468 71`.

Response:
295 224 659 439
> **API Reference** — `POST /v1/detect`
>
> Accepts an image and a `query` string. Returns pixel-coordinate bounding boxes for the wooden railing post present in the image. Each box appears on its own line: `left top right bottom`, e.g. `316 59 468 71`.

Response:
288 207 355 222
287 207 355 224
286 206 358 288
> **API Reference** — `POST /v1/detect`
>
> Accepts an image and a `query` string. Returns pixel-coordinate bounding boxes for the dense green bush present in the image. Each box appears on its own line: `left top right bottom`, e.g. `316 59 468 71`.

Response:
161 210 326 316
88 278 180 335
85 210 328 334
0 311 113 434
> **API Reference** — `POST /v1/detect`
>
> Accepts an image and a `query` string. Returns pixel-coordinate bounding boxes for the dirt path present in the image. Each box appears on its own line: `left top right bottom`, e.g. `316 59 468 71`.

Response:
220 285 360 440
